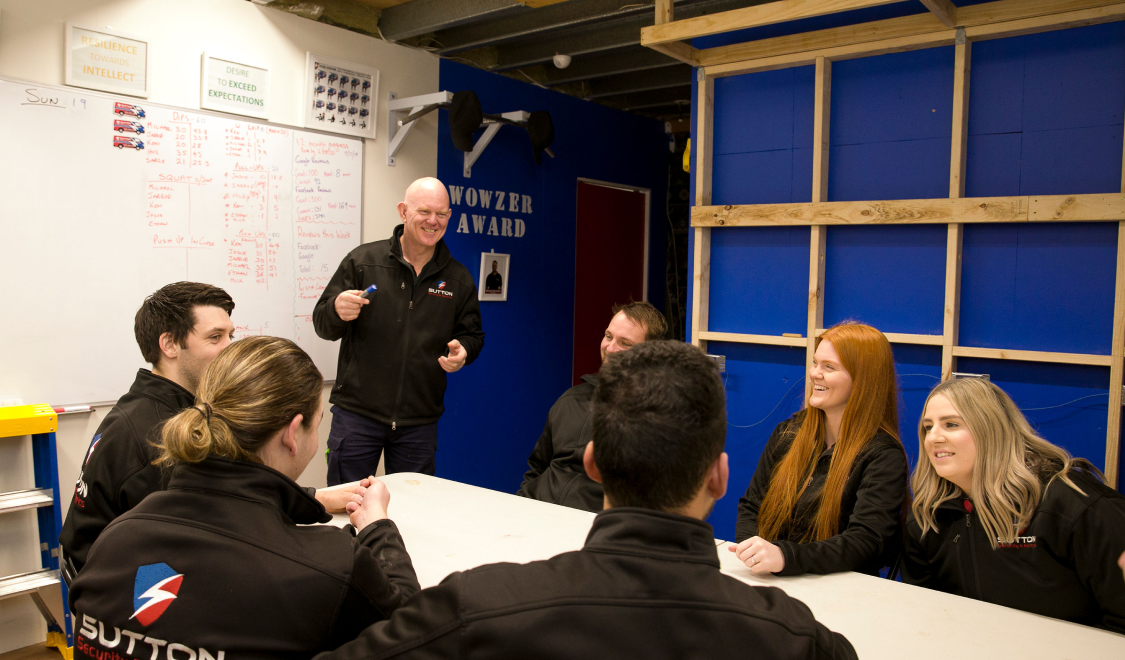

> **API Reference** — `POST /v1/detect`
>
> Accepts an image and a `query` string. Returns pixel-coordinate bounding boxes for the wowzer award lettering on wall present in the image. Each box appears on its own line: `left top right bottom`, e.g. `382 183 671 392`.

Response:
65 23 150 97
201 53 271 120
449 186 531 239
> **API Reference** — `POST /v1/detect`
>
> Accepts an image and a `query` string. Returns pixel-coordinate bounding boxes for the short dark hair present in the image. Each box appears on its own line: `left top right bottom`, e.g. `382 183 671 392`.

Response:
135 282 235 365
593 341 726 511
612 301 667 341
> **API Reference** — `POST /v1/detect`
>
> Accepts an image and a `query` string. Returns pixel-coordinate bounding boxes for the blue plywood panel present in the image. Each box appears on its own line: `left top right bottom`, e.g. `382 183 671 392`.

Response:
968 37 1025 136
711 342 807 542
1021 125 1124 195
714 68 800 155
830 137 951 201
960 223 1117 355
893 345 944 471
965 132 1022 198
713 151 794 205
792 147 813 203
956 359 1111 472
831 47 954 146
792 66 816 151
1021 23 1125 133
709 227 809 336
824 225 946 335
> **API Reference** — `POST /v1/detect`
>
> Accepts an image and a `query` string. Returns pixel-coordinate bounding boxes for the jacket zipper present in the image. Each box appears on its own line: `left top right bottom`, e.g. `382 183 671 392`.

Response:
963 507 985 600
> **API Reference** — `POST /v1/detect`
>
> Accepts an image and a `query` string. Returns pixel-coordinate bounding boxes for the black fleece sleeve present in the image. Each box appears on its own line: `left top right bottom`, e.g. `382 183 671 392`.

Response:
318 573 465 660
516 417 555 497
328 519 422 648
313 251 359 341
900 515 940 589
774 443 908 576
736 422 789 542
754 586 858 660
1069 494 1125 633
451 276 484 365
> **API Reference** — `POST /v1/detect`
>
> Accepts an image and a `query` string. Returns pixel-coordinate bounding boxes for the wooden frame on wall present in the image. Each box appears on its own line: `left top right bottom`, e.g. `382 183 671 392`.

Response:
652 0 1125 486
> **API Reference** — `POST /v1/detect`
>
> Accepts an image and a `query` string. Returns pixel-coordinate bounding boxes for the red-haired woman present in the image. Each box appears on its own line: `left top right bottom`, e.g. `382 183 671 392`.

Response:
731 322 910 576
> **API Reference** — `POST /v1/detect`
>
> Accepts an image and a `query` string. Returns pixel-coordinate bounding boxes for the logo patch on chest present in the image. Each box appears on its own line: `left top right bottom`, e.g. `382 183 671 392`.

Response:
428 280 453 298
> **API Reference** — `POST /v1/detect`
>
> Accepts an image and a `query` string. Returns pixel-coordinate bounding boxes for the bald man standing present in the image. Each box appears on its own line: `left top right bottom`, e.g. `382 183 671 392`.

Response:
314 177 485 483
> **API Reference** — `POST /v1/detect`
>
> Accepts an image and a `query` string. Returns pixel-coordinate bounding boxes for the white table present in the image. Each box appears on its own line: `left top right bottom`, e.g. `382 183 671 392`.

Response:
332 473 1125 659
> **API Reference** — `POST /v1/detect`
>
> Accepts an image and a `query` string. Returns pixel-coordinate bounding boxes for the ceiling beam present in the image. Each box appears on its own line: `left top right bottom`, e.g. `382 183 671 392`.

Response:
378 0 525 41
643 0 907 46
475 0 754 71
597 85 693 111
583 65 693 99
529 47 684 87
919 0 958 27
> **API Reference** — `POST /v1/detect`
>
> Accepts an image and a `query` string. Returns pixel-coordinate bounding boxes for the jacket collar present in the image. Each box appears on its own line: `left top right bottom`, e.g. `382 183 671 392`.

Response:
389 223 451 276
583 507 719 568
131 368 196 410
580 374 599 386
166 456 330 525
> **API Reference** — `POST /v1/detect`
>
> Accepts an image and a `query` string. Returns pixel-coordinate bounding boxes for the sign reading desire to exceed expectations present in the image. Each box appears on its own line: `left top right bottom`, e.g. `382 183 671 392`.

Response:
65 23 149 97
201 53 270 119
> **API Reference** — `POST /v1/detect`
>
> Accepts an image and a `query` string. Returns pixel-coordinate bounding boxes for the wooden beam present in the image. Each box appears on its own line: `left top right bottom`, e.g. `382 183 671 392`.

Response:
655 0 673 25
1106 222 1125 487
1028 193 1125 221
805 225 827 401
812 57 831 203
646 40 701 67
699 331 807 347
950 37 971 199
920 0 958 27
691 71 714 350
695 0 1125 77
942 224 964 380
950 346 1113 366
693 196 1033 227
817 330 944 346
642 0 904 47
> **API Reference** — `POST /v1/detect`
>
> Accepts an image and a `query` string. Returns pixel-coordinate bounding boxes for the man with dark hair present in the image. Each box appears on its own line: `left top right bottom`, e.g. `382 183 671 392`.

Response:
484 260 503 294
318 341 855 660
517 301 667 511
60 282 360 575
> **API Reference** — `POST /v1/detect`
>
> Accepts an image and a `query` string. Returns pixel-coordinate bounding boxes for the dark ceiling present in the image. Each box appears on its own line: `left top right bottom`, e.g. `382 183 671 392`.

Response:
255 0 769 125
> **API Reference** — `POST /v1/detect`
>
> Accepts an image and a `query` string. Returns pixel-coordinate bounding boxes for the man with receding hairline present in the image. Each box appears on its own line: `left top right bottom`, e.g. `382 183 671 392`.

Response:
315 177 484 484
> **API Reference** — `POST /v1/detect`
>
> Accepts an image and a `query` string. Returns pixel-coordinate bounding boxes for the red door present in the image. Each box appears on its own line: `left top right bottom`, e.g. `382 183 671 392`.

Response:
572 180 648 385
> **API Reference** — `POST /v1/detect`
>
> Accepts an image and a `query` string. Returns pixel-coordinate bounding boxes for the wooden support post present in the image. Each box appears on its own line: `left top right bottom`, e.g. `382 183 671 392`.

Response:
812 56 831 204
806 226 827 401
1106 223 1125 486
691 70 715 350
655 0 673 24
943 34 970 382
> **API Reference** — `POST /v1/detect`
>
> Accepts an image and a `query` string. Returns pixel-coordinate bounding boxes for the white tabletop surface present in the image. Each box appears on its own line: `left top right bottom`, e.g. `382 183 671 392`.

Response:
329 473 1125 659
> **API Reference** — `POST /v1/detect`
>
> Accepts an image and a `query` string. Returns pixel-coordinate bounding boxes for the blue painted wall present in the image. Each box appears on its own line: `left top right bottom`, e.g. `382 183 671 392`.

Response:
434 60 669 494
693 22 1125 542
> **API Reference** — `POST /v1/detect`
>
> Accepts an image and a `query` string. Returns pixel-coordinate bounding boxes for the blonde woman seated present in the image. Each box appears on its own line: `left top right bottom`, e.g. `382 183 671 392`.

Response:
904 377 1125 632
733 322 910 576
69 337 420 660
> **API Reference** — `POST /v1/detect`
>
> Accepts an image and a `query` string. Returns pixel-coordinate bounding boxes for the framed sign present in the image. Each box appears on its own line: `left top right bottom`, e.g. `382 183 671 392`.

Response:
302 52 378 139
201 53 270 119
65 23 149 97
479 252 510 302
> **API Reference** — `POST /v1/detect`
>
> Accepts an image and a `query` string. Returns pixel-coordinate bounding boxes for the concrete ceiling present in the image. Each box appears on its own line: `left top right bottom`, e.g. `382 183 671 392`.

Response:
257 0 768 123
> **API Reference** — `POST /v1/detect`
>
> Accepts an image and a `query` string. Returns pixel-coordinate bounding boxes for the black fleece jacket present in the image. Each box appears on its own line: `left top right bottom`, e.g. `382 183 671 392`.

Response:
515 374 603 512
313 225 484 426
316 508 856 660
902 470 1125 632
70 457 420 659
60 369 194 573
736 413 909 576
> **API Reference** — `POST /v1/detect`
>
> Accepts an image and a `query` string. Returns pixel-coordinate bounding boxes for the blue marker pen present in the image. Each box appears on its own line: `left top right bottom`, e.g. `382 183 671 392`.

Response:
360 284 378 299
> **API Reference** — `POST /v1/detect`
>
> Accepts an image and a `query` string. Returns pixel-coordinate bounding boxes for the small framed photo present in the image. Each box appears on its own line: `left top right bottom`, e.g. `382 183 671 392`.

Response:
479 253 510 302
65 23 150 98
302 52 378 139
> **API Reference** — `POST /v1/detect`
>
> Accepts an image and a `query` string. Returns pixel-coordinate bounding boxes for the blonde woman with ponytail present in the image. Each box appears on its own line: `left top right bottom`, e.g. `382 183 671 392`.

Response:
732 322 910 576
69 337 420 659
904 377 1125 632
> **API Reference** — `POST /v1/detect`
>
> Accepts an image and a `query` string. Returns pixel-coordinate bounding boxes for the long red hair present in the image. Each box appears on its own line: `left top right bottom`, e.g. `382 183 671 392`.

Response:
757 322 904 542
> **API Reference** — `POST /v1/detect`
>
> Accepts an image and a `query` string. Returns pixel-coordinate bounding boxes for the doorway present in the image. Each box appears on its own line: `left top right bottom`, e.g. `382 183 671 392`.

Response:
572 179 650 385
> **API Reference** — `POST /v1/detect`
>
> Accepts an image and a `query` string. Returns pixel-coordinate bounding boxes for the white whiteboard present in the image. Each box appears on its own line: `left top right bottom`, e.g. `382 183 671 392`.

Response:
0 76 363 405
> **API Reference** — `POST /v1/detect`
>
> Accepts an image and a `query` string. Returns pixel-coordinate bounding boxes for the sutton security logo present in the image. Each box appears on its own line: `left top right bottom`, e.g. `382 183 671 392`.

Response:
132 563 184 625
76 563 226 660
428 280 453 298
73 433 103 506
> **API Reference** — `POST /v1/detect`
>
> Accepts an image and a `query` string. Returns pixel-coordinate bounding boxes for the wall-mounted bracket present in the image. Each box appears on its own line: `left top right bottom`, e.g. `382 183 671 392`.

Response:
464 111 529 178
386 90 454 167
